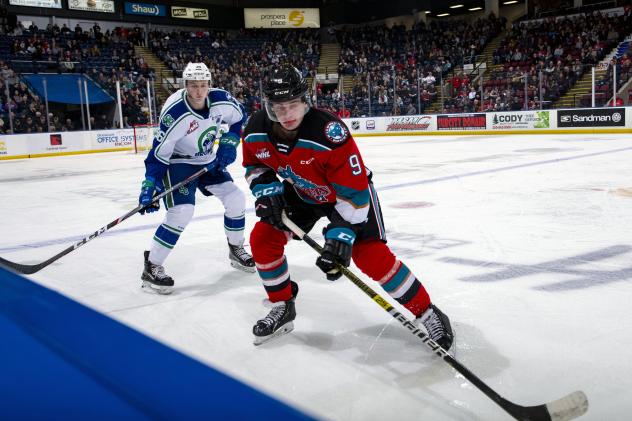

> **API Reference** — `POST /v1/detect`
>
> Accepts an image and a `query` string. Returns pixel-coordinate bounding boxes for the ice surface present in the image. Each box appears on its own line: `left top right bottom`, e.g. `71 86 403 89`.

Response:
2 133 631 420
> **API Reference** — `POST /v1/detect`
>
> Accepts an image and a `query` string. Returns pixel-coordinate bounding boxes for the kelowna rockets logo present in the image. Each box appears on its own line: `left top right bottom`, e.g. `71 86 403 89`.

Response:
278 165 331 202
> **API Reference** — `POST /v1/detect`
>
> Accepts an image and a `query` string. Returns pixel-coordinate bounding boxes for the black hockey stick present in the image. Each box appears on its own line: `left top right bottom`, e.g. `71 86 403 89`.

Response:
0 166 210 275
281 212 588 421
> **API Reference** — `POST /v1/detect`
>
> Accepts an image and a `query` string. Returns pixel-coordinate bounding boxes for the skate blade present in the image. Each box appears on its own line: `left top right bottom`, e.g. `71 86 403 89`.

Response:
253 322 294 346
230 260 256 273
141 280 173 295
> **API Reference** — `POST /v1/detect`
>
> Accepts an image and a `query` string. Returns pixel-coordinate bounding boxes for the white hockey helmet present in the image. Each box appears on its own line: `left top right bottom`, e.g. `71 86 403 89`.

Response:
182 62 211 86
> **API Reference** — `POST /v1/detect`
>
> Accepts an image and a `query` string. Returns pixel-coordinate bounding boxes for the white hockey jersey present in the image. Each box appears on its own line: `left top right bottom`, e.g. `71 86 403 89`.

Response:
144 88 246 179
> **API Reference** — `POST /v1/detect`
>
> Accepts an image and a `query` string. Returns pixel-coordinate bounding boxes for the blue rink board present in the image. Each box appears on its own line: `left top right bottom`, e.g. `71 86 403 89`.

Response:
0 266 315 420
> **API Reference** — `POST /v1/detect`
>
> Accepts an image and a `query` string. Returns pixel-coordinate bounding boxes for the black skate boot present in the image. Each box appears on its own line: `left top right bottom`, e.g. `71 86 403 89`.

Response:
253 299 296 346
253 281 299 345
141 250 174 295
228 242 255 273
417 304 454 351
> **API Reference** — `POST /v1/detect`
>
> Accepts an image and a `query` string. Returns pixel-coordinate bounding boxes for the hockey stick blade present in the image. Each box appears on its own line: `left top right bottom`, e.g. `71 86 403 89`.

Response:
0 255 46 274
545 391 588 421
0 167 209 275
280 212 589 421
500 390 588 421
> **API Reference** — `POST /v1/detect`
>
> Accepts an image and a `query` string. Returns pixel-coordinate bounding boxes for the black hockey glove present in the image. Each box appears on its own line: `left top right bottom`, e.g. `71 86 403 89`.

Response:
316 222 356 281
253 182 286 230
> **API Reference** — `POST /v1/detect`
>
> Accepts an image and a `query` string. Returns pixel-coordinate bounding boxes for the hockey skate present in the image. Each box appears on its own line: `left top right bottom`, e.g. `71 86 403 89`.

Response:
228 242 256 273
253 299 296 345
141 250 174 295
416 304 454 351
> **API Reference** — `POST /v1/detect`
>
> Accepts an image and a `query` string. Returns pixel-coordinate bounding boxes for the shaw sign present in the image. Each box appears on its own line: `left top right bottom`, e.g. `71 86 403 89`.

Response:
124 2 166 16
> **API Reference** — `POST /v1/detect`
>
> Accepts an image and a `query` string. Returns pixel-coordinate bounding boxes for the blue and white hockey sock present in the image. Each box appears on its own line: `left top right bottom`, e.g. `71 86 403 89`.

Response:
149 204 193 265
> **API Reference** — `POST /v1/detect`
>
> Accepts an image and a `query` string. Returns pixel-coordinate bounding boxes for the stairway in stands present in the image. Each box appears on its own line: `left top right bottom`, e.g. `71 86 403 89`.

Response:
554 37 630 108
553 68 608 108
133 45 172 108
424 30 507 114
317 43 341 77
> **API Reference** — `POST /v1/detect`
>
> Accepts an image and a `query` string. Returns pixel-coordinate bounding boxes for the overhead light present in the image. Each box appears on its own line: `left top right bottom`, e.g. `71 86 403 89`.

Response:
469 7 483 11
437 13 450 17
503 0 518 4
449 4 464 8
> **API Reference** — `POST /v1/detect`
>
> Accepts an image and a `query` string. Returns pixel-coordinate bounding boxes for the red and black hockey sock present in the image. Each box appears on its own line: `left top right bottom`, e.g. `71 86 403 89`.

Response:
352 240 431 316
250 221 294 302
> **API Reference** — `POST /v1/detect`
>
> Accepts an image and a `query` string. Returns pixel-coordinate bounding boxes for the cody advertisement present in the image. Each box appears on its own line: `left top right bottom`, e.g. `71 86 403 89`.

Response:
490 111 550 130
558 108 626 127
244 8 320 28
437 114 486 130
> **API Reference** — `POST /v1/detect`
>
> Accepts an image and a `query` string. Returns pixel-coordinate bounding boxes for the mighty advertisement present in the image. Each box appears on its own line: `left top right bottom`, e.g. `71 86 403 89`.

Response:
558 108 625 127
437 114 486 130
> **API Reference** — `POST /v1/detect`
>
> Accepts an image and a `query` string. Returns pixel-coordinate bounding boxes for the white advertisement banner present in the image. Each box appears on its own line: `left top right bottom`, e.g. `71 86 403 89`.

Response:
9 0 61 8
0 136 28 157
343 117 385 134
15 132 88 156
488 111 551 130
91 129 136 150
0 129 137 159
68 0 115 13
171 6 209 20
244 8 320 28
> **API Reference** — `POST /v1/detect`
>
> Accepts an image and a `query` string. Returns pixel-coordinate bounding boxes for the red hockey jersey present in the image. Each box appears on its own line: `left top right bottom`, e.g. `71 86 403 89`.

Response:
243 108 370 225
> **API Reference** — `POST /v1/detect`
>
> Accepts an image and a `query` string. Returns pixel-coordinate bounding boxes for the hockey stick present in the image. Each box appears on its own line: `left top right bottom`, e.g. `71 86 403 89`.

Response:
0 166 210 275
280 212 588 421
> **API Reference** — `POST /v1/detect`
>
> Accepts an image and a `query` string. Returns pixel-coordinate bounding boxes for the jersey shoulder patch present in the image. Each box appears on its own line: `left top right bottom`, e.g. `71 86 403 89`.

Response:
324 120 349 144
160 91 189 127
307 109 350 147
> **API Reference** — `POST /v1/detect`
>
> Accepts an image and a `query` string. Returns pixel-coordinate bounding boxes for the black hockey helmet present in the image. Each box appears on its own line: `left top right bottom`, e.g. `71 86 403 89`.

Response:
263 65 308 102
263 65 311 123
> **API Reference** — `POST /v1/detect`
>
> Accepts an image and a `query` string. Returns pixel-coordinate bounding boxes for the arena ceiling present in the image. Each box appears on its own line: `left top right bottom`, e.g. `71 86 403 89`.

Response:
178 0 511 19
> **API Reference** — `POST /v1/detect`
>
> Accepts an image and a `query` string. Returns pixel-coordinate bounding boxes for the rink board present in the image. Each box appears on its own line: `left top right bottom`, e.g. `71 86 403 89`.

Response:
1 107 630 160
0 266 313 420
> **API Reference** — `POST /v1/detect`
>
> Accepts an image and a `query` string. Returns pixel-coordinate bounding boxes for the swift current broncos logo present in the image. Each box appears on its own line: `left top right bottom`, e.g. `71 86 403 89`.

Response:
278 165 331 202
324 121 348 144
195 126 218 156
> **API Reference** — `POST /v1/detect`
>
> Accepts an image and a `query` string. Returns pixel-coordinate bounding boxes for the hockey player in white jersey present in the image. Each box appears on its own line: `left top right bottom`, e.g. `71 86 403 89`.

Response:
138 62 255 294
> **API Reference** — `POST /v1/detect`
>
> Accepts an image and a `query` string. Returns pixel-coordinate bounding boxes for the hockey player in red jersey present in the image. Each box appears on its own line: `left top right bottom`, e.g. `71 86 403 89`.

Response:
243 65 453 348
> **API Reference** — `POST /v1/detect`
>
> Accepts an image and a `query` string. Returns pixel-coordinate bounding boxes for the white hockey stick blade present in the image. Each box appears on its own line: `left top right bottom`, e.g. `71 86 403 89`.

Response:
546 391 589 421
